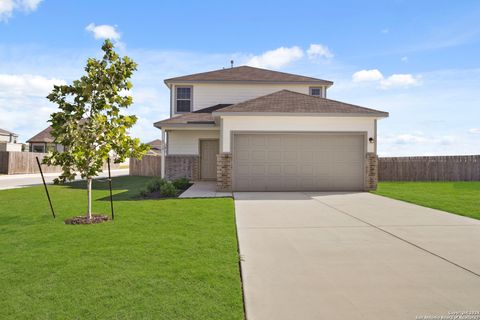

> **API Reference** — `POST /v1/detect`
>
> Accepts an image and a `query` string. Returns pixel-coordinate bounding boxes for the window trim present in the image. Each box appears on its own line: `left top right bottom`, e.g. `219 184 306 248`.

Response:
174 85 193 114
309 86 323 98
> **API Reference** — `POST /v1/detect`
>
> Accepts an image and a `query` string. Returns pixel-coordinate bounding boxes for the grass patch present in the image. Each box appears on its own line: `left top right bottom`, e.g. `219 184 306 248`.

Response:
0 176 244 319
373 181 480 220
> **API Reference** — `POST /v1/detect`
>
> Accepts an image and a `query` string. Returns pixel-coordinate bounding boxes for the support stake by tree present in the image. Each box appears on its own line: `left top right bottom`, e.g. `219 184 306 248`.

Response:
43 40 149 220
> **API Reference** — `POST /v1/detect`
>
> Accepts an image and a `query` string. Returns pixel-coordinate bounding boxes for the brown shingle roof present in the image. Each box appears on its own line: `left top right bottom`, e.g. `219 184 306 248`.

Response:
214 90 389 116
147 139 164 149
154 113 216 127
0 128 18 136
165 66 333 85
27 126 54 143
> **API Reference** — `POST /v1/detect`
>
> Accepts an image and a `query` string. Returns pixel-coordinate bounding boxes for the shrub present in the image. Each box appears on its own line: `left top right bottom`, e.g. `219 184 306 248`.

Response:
172 177 190 190
160 181 177 197
139 188 149 198
146 178 168 193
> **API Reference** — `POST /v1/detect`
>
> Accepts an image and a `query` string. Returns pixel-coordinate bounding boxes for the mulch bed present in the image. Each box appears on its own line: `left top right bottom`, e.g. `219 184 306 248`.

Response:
64 214 110 225
136 183 193 200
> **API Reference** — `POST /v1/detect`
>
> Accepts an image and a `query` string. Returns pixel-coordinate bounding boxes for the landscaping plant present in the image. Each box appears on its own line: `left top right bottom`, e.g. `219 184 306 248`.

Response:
160 181 177 197
172 177 191 190
43 40 149 220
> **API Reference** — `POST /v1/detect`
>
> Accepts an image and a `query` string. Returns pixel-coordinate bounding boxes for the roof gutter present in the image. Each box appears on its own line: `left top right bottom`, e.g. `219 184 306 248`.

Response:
164 80 334 86
212 112 389 118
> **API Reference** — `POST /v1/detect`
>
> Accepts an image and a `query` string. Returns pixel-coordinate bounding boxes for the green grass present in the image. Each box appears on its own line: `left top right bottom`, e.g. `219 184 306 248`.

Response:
373 181 480 220
0 176 244 320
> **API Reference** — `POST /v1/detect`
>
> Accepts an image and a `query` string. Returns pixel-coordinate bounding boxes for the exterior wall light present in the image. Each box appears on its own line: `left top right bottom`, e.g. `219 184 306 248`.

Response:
369 137 375 143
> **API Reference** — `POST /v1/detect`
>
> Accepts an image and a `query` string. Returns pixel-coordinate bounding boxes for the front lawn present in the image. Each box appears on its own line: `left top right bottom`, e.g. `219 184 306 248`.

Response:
0 176 244 320
373 181 480 220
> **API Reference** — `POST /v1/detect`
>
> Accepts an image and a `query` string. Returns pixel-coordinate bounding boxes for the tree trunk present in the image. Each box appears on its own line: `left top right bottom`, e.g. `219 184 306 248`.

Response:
87 178 92 220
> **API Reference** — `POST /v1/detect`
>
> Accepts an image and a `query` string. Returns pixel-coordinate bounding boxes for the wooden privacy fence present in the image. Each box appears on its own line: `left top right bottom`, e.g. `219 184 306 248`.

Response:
129 155 162 177
0 151 122 175
379 155 480 181
0 151 61 174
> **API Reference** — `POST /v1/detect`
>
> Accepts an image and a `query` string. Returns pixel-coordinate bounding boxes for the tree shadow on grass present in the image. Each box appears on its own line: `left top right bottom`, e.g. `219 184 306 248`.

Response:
64 175 160 201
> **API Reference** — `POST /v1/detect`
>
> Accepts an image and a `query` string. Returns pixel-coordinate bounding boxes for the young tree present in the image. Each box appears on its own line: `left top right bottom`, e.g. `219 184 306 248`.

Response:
44 40 149 220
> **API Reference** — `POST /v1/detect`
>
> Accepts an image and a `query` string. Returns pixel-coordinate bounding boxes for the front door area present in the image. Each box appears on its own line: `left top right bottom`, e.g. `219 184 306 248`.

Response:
200 139 219 180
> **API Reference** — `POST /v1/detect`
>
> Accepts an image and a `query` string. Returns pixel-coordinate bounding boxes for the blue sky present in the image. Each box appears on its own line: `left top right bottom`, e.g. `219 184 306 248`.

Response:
1 0 479 155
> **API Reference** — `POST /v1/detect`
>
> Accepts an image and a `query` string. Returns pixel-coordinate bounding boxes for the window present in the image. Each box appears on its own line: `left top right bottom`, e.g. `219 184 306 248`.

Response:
309 87 323 98
32 144 45 153
175 86 192 113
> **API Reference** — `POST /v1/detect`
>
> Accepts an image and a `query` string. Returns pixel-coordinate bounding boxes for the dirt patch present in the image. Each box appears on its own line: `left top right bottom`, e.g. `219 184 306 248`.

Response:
65 214 110 225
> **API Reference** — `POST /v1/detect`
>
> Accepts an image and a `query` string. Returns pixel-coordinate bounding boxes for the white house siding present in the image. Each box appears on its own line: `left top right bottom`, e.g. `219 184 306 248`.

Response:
0 143 22 152
220 116 377 153
171 83 326 113
167 130 220 155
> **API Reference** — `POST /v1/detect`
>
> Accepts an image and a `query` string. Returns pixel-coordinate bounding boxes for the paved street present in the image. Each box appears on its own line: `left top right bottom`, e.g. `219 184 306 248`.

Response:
0 169 129 190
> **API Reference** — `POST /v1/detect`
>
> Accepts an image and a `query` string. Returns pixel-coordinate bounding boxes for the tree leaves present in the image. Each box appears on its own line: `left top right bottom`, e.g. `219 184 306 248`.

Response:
43 40 149 182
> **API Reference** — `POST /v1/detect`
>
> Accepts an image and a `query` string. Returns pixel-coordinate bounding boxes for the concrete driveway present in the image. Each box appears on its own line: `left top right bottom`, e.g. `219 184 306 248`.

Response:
234 192 480 320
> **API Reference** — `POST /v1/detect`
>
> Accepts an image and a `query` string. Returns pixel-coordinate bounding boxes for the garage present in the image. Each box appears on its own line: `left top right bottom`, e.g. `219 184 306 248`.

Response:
233 133 365 191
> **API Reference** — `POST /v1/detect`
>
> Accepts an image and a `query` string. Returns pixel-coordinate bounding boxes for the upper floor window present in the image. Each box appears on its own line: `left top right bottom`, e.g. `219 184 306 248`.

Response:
175 86 192 113
309 87 323 98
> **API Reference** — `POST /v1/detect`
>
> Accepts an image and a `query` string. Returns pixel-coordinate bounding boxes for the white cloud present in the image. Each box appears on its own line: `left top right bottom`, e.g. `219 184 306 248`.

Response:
86 23 121 40
307 44 334 60
401 56 408 62
380 73 420 89
246 46 304 69
352 69 420 89
381 132 456 146
0 0 42 21
352 69 384 82
381 28 389 34
0 74 65 97
0 74 66 141
469 128 480 134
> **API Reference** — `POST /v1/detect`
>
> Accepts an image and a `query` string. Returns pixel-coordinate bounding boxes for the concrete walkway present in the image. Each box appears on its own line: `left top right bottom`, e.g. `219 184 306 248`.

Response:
234 192 480 320
179 181 232 198
0 169 129 190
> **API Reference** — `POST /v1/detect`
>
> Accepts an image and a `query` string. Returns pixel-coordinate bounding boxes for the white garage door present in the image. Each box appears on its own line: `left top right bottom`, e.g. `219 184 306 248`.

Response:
233 133 365 191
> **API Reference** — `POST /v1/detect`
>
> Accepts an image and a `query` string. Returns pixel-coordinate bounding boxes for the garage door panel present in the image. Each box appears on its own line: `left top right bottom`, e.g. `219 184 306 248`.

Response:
267 165 282 175
267 151 281 161
233 133 365 191
250 164 266 175
283 165 298 175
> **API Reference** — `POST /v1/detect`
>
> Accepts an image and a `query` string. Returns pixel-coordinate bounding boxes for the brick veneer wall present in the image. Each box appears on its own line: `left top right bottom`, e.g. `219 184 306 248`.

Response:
365 152 378 191
216 153 232 192
165 155 199 181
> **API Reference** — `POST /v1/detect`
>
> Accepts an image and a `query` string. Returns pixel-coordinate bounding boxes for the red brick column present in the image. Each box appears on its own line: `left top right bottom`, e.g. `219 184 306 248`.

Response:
216 153 232 192
365 152 378 191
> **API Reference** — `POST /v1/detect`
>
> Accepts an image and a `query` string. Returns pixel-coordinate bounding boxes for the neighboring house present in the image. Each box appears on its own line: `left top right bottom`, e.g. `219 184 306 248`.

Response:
154 66 388 192
0 128 22 152
27 126 64 153
146 139 164 155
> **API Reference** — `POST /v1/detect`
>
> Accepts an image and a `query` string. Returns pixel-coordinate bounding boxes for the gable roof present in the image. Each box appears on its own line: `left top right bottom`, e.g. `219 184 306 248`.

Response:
165 66 333 86
147 139 164 149
27 126 54 143
0 128 18 136
213 90 389 117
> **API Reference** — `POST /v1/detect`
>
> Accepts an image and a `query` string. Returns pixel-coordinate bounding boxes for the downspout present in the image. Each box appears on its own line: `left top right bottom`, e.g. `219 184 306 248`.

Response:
161 129 166 179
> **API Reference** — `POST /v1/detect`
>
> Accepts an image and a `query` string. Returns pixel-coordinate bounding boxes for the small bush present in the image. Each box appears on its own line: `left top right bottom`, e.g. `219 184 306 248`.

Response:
139 188 149 198
172 177 191 190
160 181 177 197
146 178 167 193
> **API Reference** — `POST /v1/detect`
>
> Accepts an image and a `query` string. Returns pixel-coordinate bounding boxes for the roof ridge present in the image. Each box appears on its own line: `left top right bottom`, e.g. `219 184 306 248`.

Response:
164 65 333 84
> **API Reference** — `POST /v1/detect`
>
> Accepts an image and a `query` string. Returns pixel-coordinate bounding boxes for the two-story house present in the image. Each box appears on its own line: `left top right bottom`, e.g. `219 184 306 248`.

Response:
0 128 22 152
154 66 388 192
